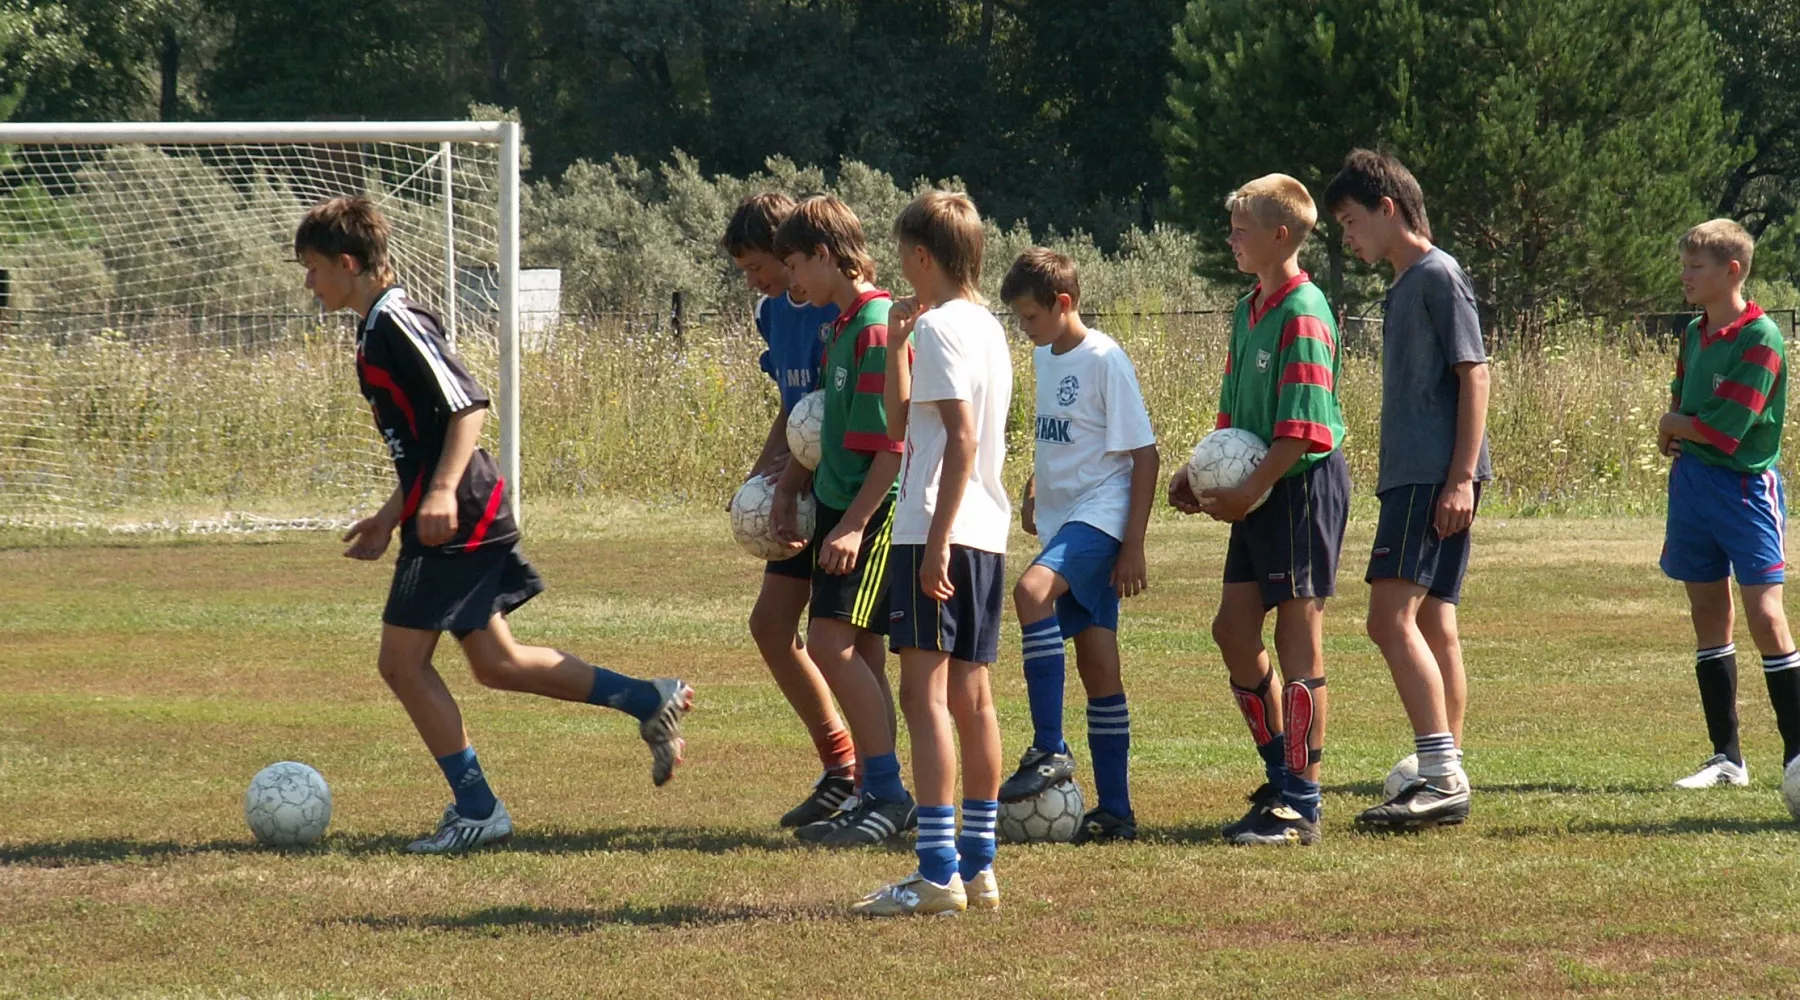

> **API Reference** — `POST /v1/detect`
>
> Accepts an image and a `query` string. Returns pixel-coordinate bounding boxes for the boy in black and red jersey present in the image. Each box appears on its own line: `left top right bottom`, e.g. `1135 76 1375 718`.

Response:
295 196 693 854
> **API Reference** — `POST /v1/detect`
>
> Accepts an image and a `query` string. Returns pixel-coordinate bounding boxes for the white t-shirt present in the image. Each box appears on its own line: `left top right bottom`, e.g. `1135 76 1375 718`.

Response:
1031 330 1156 542
893 299 1014 552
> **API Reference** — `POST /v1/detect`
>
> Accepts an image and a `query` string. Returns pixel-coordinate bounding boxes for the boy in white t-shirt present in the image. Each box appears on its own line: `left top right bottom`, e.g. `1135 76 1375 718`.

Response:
853 191 1013 917
998 248 1159 844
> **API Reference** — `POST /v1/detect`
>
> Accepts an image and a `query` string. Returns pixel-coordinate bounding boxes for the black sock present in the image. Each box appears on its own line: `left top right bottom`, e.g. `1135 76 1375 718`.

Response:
1696 644 1741 765
1763 651 1800 766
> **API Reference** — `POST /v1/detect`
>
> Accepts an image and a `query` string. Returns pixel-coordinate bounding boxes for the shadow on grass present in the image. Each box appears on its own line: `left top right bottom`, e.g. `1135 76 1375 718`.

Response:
1482 816 1799 839
0 826 812 867
1322 779 1673 798
337 901 832 933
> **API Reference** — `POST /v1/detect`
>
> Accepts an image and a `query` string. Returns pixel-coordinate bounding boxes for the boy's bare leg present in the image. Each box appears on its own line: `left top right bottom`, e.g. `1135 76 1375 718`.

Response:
1417 598 1467 747
948 659 1003 802
855 630 898 747
1671 579 1747 785
751 574 855 782
1366 579 1449 736
377 625 465 757
1272 598 1327 790
1742 583 1800 767
808 617 897 759
899 649 955 806
1072 627 1123 699
1214 581 1284 782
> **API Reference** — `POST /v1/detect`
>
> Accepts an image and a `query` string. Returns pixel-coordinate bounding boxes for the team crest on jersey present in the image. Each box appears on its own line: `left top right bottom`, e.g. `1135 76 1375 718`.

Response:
817 322 832 344
1057 375 1080 406
1256 350 1272 373
835 366 848 390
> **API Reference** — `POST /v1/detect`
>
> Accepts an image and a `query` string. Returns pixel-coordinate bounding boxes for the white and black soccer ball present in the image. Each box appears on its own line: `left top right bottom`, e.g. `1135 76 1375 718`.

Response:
785 390 826 471
1783 757 1800 821
998 780 1084 844
729 475 817 561
1185 427 1272 512
244 761 332 846
1385 753 1422 800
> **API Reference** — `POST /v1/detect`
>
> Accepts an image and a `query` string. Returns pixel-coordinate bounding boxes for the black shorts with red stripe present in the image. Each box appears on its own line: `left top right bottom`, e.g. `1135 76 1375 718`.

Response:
384 542 546 637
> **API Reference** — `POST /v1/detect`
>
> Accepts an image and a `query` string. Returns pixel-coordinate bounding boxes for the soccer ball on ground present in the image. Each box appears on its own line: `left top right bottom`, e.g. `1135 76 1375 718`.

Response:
244 761 332 846
1185 427 1272 512
730 474 817 561
786 390 826 471
1782 757 1800 821
1385 753 1422 799
998 779 1084 844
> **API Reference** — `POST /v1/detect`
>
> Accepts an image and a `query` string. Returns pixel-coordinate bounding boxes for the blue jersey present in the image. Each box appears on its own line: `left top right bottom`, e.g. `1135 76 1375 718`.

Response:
757 293 838 411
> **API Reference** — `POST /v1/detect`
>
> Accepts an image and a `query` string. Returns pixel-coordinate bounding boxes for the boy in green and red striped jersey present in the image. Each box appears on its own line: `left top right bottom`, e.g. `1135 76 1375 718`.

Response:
1168 173 1348 847
1656 218 1800 792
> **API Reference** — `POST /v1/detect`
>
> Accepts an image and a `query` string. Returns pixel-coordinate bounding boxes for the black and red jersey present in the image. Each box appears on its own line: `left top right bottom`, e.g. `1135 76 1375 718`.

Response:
355 286 519 556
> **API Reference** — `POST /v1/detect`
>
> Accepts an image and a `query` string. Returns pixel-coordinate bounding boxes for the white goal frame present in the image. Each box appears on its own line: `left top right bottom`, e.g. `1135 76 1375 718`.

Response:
0 120 525 524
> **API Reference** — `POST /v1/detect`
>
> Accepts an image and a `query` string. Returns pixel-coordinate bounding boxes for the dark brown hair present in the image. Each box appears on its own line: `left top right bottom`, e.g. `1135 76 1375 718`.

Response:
1000 247 1081 309
894 190 984 297
293 196 394 282
773 194 877 282
1322 148 1432 240
722 191 796 257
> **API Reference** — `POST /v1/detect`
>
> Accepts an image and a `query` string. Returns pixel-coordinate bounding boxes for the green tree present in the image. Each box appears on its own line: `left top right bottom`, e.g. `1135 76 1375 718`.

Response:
1704 0 1800 285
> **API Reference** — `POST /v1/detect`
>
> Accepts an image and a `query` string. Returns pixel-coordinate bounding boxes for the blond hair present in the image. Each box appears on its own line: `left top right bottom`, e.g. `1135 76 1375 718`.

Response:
1225 174 1318 241
894 190 985 298
1679 218 1755 277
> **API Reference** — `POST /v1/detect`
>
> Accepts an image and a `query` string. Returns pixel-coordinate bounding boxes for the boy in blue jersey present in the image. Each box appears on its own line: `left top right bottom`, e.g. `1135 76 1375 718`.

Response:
724 193 858 827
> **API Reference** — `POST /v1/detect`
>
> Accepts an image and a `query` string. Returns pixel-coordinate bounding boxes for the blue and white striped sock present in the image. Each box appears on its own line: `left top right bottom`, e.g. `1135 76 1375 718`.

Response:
1416 732 1458 781
915 805 959 887
1021 617 1068 754
956 798 997 882
1086 694 1132 819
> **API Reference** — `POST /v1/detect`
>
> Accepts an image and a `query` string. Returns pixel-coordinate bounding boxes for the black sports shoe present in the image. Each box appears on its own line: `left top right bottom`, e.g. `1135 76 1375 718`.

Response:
819 792 918 847
781 773 856 828
1227 804 1320 846
1219 781 1283 840
998 746 1076 803
1070 808 1137 845
794 795 859 844
1356 779 1470 829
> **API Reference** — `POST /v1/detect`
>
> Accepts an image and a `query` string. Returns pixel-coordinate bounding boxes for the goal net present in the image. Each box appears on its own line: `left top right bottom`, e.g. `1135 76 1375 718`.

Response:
0 121 522 531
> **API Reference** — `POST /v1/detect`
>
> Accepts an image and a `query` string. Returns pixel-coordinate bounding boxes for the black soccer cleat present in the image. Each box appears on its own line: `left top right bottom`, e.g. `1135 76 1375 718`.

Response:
1070 808 1138 845
1356 779 1470 829
1227 804 1320 846
818 791 918 847
1219 781 1283 841
998 746 1077 803
794 796 859 844
780 773 856 829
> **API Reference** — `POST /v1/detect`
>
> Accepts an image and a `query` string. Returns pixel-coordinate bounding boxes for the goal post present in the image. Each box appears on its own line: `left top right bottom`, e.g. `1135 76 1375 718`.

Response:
0 120 523 530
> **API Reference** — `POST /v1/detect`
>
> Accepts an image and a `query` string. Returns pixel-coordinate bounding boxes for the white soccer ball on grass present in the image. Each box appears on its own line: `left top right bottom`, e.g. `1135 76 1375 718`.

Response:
1783 757 1800 821
998 779 1085 844
244 761 332 846
785 390 826 471
1185 427 1272 512
730 474 816 561
1385 753 1422 800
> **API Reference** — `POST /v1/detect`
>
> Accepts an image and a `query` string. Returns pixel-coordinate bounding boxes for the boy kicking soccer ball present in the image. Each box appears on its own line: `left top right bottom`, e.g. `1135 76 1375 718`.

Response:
853 191 1013 916
1168 174 1348 847
999 247 1159 845
722 193 859 827
297 196 692 854
1656 219 1800 789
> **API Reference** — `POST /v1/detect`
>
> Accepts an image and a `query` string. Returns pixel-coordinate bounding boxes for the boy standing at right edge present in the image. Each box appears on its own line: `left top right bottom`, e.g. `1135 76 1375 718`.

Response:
1324 149 1491 829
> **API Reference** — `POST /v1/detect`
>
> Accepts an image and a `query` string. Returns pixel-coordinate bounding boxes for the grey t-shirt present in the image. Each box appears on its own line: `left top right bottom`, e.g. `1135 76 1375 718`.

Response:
1377 247 1494 493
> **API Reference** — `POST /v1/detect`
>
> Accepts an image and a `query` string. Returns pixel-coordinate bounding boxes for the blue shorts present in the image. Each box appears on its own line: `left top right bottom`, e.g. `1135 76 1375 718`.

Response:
1365 482 1482 605
1031 521 1122 636
1662 455 1787 586
888 544 1006 662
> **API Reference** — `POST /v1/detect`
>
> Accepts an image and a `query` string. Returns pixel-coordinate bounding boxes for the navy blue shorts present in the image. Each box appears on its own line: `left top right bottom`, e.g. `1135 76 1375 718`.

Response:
1032 520 1121 636
1223 450 1349 610
1365 482 1483 604
385 542 546 638
888 544 1006 662
1662 455 1787 586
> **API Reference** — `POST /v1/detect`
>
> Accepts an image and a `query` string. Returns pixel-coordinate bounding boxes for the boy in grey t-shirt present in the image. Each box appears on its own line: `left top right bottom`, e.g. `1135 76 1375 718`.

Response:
1325 149 1492 830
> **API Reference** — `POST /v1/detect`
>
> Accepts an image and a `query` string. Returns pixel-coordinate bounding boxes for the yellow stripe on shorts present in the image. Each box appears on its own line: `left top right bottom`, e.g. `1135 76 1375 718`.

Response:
852 504 896 629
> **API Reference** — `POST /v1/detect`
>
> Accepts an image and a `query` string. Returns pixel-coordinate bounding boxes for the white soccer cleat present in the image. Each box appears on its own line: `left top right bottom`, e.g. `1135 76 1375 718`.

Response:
965 868 1000 912
1673 754 1750 789
406 800 514 854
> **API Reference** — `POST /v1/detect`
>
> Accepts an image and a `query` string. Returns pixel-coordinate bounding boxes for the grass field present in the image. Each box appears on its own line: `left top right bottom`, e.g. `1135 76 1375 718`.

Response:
5 506 1800 999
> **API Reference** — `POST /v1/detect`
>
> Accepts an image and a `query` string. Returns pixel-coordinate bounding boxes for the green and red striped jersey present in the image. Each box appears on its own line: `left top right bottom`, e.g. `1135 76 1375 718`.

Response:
1671 302 1786 474
814 289 903 509
1214 272 1346 478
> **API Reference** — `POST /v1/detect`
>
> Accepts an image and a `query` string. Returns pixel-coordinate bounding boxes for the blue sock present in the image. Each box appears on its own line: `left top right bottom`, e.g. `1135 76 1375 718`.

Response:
1257 733 1287 786
585 665 660 720
1282 773 1321 823
862 751 907 805
915 805 958 886
957 798 998 882
1086 694 1132 819
1021 616 1068 754
435 746 497 821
